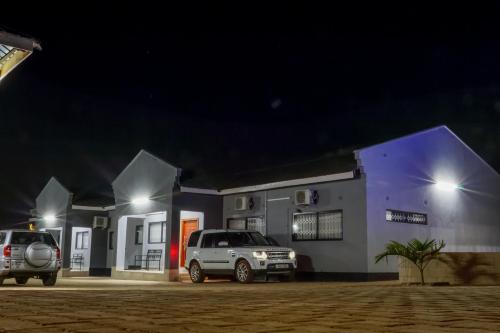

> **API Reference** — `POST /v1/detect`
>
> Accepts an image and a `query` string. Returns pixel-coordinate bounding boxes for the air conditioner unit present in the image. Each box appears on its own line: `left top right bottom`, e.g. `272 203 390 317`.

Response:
93 216 108 229
235 196 254 211
294 189 319 205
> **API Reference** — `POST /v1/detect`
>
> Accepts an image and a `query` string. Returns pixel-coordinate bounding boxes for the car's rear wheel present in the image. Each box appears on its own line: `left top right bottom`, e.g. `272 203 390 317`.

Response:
42 273 57 286
15 277 29 285
235 260 254 283
0 277 4 286
189 261 205 283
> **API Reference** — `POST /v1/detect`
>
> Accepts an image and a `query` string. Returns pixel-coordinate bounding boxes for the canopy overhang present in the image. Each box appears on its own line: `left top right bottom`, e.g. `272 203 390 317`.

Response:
0 30 41 82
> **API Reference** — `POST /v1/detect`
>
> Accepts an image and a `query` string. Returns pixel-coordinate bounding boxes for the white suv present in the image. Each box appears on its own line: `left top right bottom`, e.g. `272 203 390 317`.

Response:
0 230 61 286
185 229 297 283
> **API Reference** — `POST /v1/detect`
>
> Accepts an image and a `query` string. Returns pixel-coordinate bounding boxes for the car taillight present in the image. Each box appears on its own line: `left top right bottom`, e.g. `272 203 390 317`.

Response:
56 246 61 260
3 245 11 257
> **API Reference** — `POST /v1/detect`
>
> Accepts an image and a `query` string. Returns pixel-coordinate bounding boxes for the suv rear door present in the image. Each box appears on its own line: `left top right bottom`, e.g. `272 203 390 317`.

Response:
199 232 231 271
9 232 56 270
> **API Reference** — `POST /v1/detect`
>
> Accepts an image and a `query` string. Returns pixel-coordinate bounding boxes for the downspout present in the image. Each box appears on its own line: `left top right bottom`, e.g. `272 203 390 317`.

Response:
264 191 268 235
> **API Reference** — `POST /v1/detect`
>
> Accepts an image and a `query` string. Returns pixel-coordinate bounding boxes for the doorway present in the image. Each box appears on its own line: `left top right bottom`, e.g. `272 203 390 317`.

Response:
180 219 199 268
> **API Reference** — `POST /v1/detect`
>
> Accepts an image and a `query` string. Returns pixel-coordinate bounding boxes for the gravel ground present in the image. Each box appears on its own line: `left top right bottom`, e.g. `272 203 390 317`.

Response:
0 277 499 332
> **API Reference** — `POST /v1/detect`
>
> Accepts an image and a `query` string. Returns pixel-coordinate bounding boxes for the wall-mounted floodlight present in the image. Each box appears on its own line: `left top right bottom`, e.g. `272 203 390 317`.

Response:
43 214 56 223
0 30 41 83
435 180 459 192
131 196 150 206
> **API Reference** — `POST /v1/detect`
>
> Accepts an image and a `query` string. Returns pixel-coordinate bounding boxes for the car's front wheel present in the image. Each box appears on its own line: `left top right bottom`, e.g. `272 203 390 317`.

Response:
15 277 29 285
189 261 205 283
235 260 254 283
42 273 57 286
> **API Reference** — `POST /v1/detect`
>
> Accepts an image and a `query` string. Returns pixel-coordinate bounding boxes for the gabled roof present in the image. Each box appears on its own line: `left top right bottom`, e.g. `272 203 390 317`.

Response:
36 177 72 201
356 125 499 176
37 177 115 208
112 149 180 186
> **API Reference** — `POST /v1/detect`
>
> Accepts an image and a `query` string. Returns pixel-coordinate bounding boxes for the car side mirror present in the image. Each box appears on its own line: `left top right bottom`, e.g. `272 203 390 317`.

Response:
217 241 229 247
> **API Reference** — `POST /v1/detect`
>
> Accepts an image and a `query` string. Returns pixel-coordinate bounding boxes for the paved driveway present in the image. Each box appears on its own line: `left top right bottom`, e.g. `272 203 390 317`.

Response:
0 278 499 332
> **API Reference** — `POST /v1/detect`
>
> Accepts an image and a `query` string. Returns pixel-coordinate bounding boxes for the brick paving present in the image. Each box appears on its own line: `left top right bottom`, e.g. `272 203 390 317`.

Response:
0 278 499 332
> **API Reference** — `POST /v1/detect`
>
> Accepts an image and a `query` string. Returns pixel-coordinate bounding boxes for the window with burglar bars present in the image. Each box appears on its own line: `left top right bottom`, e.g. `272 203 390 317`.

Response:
292 210 342 241
227 216 266 236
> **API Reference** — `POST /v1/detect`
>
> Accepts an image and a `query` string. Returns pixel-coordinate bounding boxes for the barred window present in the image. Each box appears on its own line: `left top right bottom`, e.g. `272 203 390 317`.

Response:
292 210 343 241
227 216 266 236
247 217 266 235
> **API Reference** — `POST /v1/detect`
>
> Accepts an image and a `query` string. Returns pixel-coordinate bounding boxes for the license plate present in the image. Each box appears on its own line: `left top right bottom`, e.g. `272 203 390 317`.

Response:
275 264 288 269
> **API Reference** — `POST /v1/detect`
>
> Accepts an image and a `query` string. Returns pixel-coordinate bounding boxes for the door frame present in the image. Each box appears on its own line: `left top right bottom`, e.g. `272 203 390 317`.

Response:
180 218 199 269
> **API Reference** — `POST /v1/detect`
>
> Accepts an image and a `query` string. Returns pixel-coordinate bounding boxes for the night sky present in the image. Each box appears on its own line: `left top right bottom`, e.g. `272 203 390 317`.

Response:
1 3 500 225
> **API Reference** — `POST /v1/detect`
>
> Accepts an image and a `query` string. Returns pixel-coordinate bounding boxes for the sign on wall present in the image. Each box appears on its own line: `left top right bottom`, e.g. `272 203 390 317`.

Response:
386 209 427 225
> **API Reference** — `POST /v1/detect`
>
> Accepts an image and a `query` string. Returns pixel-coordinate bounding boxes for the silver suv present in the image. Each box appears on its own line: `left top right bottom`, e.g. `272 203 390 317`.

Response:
185 229 297 283
0 230 61 286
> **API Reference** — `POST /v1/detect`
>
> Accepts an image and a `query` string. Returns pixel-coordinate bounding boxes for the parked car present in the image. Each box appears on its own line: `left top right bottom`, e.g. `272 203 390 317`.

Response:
185 229 297 283
0 230 61 286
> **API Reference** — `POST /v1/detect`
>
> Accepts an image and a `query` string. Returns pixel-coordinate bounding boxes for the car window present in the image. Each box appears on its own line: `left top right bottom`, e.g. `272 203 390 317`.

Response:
213 233 229 248
201 233 215 248
188 230 202 247
227 232 270 247
227 232 255 247
249 232 270 246
10 232 56 246
0 232 6 245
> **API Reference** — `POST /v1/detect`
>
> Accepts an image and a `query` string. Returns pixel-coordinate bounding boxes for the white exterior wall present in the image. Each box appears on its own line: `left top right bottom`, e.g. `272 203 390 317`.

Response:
358 126 500 273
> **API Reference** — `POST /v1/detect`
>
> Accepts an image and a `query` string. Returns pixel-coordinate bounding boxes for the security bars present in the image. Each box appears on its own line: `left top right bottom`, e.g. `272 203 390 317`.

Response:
292 210 343 241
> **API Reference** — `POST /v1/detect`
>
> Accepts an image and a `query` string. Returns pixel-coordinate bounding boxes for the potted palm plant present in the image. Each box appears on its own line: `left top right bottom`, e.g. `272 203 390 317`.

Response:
375 239 445 285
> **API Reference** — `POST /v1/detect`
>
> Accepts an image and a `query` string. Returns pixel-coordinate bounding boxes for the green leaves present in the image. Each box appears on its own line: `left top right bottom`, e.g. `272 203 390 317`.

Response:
375 238 446 285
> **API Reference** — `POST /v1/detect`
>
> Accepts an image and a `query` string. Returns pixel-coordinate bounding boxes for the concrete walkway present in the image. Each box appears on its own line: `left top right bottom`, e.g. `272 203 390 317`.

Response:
0 277 498 332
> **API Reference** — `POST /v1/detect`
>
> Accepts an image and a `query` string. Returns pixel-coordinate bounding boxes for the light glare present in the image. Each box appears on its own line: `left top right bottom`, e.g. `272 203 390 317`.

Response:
131 196 150 205
43 214 56 223
435 181 458 192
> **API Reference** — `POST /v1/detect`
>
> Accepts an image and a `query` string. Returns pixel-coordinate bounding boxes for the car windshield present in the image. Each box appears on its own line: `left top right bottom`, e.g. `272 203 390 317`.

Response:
10 232 56 246
0 232 5 244
227 231 270 247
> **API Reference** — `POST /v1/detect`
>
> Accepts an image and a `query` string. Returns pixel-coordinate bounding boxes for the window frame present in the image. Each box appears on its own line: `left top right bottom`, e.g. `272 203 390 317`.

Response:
201 233 216 248
226 216 266 235
292 209 343 242
148 221 167 244
135 225 143 245
386 209 427 225
187 230 202 247
108 231 114 250
75 231 89 249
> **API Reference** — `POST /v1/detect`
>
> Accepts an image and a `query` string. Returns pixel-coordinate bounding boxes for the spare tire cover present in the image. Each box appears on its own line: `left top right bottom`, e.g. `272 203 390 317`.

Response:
24 242 52 268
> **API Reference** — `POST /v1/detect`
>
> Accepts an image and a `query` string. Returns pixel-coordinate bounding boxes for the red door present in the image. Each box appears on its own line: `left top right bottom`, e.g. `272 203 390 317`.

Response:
180 219 199 267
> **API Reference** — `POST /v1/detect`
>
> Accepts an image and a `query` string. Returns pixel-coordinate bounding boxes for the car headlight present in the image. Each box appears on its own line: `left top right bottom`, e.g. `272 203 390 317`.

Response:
289 251 296 260
252 251 268 260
